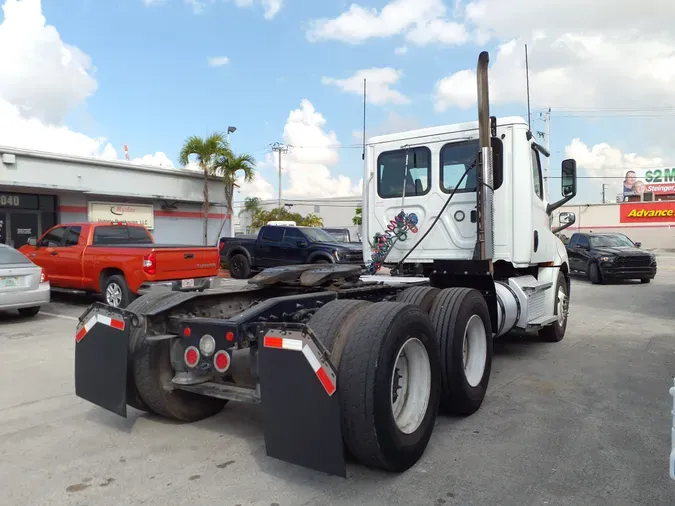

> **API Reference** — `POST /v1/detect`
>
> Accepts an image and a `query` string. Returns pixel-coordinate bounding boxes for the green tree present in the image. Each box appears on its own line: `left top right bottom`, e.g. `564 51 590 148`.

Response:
250 207 323 230
179 133 228 244
302 213 324 227
214 151 256 232
239 196 262 216
352 207 362 226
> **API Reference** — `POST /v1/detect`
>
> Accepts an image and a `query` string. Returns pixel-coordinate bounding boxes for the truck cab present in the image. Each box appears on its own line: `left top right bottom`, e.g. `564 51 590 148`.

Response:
363 116 576 272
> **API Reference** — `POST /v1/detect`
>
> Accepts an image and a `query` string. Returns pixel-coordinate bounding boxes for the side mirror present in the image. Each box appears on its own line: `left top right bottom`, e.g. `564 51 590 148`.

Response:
635 241 642 248
297 240 308 248
547 159 578 214
27 237 37 247
552 211 576 235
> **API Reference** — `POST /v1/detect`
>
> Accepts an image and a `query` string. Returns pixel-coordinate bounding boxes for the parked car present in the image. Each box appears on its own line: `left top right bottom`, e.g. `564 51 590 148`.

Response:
566 232 657 284
219 225 364 279
0 243 50 317
18 221 220 308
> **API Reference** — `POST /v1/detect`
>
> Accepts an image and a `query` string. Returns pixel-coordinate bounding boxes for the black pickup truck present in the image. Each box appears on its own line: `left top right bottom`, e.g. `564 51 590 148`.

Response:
566 232 657 284
219 225 364 279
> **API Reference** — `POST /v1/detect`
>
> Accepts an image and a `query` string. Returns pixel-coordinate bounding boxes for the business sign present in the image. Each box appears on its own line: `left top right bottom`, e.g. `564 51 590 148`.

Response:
619 202 675 223
621 168 675 196
88 202 154 229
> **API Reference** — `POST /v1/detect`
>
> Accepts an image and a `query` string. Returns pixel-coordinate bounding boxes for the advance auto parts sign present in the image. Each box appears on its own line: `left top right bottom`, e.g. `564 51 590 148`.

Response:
620 202 675 223
88 202 154 229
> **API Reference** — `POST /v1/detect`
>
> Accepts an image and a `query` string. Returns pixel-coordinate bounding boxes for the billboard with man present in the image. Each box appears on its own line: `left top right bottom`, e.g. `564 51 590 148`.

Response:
622 168 675 197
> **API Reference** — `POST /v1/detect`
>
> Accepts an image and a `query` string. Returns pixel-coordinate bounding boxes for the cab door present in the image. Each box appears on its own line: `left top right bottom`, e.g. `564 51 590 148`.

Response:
529 145 555 264
27 225 67 283
54 226 85 289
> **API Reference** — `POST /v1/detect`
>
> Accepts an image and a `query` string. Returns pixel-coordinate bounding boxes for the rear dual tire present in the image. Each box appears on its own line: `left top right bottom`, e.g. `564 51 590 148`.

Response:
309 300 441 472
399 286 493 416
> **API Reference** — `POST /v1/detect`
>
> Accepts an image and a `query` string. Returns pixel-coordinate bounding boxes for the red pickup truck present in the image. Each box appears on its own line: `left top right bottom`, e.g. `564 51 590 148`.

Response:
19 221 220 308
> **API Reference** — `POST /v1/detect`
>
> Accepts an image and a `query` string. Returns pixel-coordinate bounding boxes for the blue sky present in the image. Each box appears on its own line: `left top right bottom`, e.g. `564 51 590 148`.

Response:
3 0 674 205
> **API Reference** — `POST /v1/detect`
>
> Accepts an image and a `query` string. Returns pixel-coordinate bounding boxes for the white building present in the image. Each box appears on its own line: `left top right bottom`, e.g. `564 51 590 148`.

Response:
0 146 230 248
234 196 362 239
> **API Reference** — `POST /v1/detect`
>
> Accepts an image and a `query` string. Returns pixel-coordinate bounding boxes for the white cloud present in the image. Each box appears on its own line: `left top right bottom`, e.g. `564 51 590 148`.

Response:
433 1 675 112
565 138 666 197
281 99 361 198
394 45 408 55
208 56 230 66
322 68 410 106
307 0 467 46
178 0 282 18
235 175 275 200
352 111 421 143
131 152 175 168
0 0 179 167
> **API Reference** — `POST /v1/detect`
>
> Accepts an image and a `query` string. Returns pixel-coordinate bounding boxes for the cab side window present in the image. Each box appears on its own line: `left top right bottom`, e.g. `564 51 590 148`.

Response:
568 234 578 248
38 226 66 247
576 235 590 248
64 226 82 247
530 146 543 200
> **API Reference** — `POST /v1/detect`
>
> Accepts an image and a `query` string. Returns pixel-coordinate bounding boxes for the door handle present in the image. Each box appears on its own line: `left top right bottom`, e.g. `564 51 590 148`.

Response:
50 251 58 256
184 253 194 259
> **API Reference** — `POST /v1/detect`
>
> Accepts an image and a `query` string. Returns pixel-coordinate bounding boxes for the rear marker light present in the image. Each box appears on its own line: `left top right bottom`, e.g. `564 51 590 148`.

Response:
184 346 200 368
183 327 191 337
213 350 231 373
225 331 234 342
40 269 48 283
199 335 216 356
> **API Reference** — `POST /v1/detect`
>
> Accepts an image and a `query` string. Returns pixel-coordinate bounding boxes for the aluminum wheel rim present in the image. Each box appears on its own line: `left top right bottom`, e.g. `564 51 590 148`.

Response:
557 286 567 326
106 283 122 307
390 337 432 434
463 314 487 388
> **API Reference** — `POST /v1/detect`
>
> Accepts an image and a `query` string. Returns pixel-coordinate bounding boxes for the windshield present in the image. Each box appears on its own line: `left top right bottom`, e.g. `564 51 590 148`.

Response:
0 245 31 265
325 230 348 242
589 235 635 248
301 227 339 243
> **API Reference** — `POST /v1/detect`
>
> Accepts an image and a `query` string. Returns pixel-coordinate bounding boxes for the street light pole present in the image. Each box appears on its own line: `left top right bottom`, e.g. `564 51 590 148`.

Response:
227 126 237 237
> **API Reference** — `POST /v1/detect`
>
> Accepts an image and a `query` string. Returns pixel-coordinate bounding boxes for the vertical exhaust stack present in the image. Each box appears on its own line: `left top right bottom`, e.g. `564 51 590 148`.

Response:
476 51 494 262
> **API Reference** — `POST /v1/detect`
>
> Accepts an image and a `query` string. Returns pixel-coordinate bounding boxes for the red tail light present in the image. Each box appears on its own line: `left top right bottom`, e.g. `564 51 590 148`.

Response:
143 252 156 275
218 240 224 251
40 269 49 283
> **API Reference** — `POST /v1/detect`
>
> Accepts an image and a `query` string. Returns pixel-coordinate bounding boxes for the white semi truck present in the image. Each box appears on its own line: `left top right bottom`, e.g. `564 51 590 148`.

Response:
73 51 578 477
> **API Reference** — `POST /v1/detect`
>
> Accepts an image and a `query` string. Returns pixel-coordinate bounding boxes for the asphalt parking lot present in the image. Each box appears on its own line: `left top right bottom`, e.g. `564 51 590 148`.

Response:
1 258 674 506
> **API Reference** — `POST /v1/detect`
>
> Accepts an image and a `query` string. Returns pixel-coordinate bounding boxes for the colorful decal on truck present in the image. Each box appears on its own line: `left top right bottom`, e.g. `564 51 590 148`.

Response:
367 211 419 274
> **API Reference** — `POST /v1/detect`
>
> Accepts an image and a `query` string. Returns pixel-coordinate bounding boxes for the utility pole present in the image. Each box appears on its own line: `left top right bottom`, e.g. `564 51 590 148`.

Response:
270 142 288 208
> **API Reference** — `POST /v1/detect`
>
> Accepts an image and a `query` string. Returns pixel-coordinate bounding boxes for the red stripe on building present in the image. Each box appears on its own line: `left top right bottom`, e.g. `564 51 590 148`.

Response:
59 205 87 213
57 206 230 220
154 210 230 219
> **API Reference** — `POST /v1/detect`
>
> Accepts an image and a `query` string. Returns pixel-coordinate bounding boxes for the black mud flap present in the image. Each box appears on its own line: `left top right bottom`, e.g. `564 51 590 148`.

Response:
258 327 346 478
75 303 134 417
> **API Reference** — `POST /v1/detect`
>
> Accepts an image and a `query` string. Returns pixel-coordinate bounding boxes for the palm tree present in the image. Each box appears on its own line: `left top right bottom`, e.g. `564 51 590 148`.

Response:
214 151 256 237
302 213 324 227
179 133 228 244
239 196 262 216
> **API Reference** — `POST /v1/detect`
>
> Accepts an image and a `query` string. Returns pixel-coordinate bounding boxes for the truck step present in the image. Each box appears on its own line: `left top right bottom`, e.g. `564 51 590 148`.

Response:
51 287 88 295
172 381 261 404
527 315 558 326
517 280 552 294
